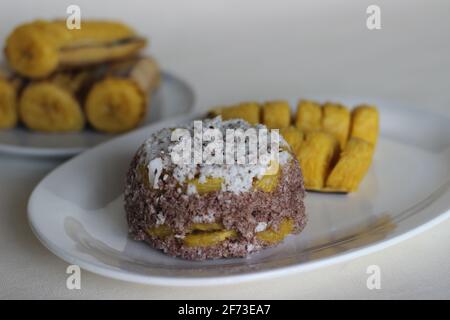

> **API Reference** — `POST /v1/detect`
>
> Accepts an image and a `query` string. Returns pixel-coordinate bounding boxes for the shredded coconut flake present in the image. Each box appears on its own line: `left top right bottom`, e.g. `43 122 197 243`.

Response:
141 116 292 194
187 184 197 195
156 213 166 225
147 157 163 189
192 209 216 223
255 222 268 232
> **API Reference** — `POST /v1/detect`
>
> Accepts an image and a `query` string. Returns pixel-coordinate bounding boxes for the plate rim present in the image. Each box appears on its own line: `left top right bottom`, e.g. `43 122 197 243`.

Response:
27 204 450 286
27 103 450 286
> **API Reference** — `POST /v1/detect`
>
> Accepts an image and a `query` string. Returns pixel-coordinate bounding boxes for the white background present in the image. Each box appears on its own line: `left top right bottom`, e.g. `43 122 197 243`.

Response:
0 0 449 299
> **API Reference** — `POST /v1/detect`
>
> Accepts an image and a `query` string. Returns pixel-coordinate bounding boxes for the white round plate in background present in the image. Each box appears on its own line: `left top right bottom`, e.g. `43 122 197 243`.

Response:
0 72 194 157
27 98 450 286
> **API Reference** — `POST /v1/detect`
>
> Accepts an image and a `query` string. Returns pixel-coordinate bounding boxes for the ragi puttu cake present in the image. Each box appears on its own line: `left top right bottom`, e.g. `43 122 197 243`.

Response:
124 116 307 260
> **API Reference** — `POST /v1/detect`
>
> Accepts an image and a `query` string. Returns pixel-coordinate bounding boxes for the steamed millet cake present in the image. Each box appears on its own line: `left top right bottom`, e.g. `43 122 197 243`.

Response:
124 117 307 260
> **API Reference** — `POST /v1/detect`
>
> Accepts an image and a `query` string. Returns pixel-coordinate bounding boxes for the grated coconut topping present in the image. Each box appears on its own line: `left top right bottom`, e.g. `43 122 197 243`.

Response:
142 116 291 194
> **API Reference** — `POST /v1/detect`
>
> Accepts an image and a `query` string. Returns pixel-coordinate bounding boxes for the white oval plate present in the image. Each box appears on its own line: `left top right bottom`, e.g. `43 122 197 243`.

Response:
0 72 194 157
28 98 450 286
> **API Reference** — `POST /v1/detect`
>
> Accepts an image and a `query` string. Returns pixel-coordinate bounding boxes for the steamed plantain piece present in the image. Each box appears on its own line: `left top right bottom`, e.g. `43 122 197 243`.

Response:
147 223 238 247
59 39 145 68
19 82 85 132
5 20 146 78
209 102 260 125
204 100 379 193
0 78 18 129
254 172 280 193
350 105 379 145
261 100 291 129
296 131 339 189
256 218 294 244
85 56 160 133
295 99 322 132
57 20 145 67
85 79 144 133
184 229 237 247
187 177 224 194
18 68 92 132
253 162 281 193
280 126 304 153
326 138 374 192
322 102 351 149
189 223 224 231
147 225 172 238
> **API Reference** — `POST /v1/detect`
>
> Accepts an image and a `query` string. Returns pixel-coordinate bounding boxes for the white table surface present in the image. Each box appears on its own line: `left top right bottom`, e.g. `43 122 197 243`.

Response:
1 0 449 299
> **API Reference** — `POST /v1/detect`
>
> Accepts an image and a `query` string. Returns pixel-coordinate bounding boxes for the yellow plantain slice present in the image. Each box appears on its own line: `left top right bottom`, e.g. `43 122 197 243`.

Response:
0 78 18 129
296 131 339 189
295 100 322 132
85 78 145 133
5 20 146 78
187 177 224 195
5 21 68 78
85 57 159 133
256 218 294 244
326 138 374 192
19 82 85 132
350 105 379 145
147 225 172 238
261 100 291 129
58 38 146 68
205 100 379 193
137 164 152 189
322 102 351 149
189 223 224 231
209 102 260 125
253 162 280 193
184 229 237 247
149 222 237 248
280 126 304 153
53 20 137 46
18 66 98 133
